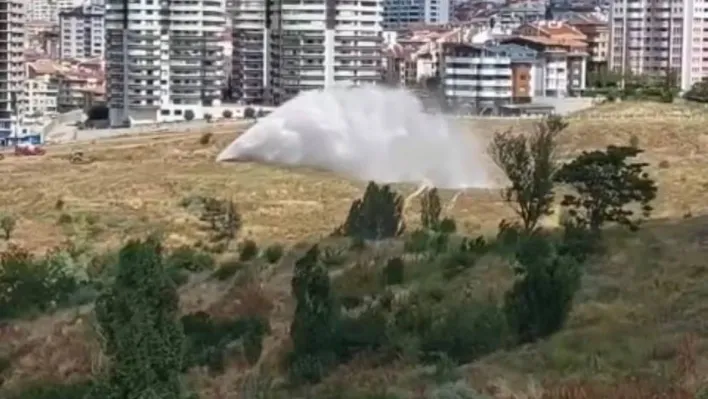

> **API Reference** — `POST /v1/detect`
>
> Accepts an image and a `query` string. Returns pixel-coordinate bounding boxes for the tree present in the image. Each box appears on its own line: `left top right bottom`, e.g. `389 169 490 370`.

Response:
504 234 582 344
555 145 657 232
0 214 15 240
335 182 405 240
289 245 337 383
222 109 233 119
243 107 256 119
200 197 242 247
420 188 441 230
488 116 568 232
184 110 195 121
93 238 186 399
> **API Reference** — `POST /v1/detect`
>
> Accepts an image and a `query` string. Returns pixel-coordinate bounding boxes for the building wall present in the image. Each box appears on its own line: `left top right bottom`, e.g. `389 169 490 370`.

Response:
0 0 26 139
382 0 450 28
106 0 226 126
232 0 384 105
441 49 514 106
610 0 700 90
59 4 105 59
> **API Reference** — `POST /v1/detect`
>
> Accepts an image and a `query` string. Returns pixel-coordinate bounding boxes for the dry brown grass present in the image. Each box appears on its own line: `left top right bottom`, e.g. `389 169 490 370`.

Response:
2 102 708 396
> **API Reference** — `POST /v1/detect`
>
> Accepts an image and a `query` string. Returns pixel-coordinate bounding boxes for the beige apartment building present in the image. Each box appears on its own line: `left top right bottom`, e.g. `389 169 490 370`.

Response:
610 0 708 90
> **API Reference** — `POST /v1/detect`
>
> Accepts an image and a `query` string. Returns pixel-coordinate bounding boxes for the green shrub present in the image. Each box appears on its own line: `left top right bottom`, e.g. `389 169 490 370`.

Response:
0 214 16 240
289 245 337 383
335 182 405 240
335 306 391 362
438 217 457 234
382 257 404 286
92 238 185 399
212 257 245 281
6 381 94 399
321 245 348 268
165 245 215 272
239 239 259 261
404 229 431 253
263 244 284 264
0 246 81 320
421 301 508 364
182 311 270 372
503 234 581 344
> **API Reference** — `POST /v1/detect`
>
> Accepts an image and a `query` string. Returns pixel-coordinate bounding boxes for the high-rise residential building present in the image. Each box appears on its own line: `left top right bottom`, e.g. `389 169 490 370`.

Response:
382 0 450 29
0 0 26 145
231 0 384 105
28 0 85 23
59 2 105 59
609 0 702 91
105 0 226 126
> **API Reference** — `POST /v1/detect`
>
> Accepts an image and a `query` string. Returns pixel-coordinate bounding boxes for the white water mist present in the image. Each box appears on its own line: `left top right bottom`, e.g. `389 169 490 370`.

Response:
216 85 497 190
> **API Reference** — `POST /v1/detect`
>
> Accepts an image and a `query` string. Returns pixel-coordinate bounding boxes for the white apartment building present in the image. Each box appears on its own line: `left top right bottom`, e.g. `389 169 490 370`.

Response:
105 0 226 126
28 0 85 23
59 3 105 59
610 0 704 90
0 0 25 145
232 0 384 105
22 73 59 119
382 0 450 29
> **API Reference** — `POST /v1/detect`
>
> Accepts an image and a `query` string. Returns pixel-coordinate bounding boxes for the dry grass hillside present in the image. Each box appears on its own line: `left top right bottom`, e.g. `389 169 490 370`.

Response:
1 101 708 398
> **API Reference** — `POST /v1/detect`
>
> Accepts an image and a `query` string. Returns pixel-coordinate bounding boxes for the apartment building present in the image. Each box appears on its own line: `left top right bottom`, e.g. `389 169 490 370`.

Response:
609 0 700 90
231 0 384 105
382 0 450 29
22 61 59 119
565 12 609 73
59 3 105 59
440 42 538 107
501 35 588 96
105 0 226 126
28 0 84 23
0 0 26 142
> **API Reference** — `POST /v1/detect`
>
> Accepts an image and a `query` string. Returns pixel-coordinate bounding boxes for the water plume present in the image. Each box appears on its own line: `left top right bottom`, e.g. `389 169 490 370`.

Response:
217 85 498 190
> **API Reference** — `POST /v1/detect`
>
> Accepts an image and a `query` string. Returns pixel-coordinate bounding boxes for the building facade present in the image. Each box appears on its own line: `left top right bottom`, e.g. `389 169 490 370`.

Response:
105 0 226 126
440 43 537 109
382 0 450 29
0 0 26 142
609 0 699 90
28 0 84 23
59 3 106 59
231 0 384 105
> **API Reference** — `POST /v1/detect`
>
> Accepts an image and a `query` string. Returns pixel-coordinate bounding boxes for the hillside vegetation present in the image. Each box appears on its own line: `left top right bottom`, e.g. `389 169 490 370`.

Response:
0 103 707 399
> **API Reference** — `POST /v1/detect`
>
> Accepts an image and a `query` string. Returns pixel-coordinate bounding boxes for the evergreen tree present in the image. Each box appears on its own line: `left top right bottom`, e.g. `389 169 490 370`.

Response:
93 237 186 399
337 182 405 240
420 188 442 230
289 245 337 383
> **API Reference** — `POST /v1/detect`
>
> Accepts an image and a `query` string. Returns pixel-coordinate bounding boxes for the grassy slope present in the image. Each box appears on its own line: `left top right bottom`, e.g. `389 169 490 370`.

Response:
1 102 708 396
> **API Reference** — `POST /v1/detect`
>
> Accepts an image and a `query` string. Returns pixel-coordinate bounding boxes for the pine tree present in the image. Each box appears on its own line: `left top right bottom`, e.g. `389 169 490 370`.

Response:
93 237 186 399
420 188 441 230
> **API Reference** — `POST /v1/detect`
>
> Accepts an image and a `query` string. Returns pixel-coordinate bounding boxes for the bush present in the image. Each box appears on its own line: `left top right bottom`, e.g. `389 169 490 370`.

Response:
92 238 185 399
239 239 259 261
244 107 256 119
335 182 405 240
421 188 442 230
438 217 457 234
182 311 269 372
382 257 404 286
503 234 582 344
204 113 213 123
6 381 94 399
289 245 337 383
199 132 213 145
426 381 491 399
184 110 195 121
263 243 284 264
404 229 432 254
165 245 215 272
421 301 509 364
0 246 81 320
222 109 233 119
321 245 348 268
212 256 245 281
0 213 16 240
